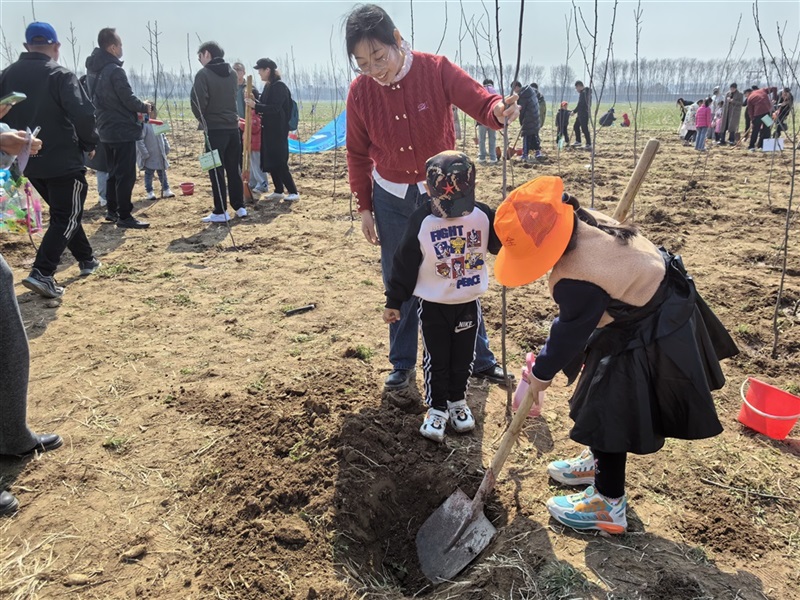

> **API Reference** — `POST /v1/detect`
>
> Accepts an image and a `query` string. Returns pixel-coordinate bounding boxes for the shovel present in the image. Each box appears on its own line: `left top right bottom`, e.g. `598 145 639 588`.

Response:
416 385 544 584
242 75 254 202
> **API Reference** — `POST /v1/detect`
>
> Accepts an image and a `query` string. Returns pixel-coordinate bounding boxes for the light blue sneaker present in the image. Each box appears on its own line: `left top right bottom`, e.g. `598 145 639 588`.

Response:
547 448 595 486
546 485 627 534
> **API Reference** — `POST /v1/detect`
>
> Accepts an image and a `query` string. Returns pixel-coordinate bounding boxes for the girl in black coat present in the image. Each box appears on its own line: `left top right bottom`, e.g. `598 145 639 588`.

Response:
247 58 298 201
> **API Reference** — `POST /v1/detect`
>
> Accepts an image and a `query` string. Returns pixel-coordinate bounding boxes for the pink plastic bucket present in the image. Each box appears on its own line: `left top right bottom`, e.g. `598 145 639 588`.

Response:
180 182 195 196
738 377 800 440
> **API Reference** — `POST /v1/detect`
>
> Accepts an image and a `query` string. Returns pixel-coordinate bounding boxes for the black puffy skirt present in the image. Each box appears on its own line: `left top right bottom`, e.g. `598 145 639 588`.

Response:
567 251 739 455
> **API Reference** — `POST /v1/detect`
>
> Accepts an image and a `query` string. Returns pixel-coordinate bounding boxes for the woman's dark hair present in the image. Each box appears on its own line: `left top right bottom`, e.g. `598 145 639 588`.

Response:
198 42 224 59
482 78 494 86
562 194 638 254
345 4 398 64
676 98 686 106
704 98 712 107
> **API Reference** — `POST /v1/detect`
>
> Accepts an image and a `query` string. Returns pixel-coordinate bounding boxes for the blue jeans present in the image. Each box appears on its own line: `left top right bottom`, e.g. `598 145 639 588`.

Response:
478 125 497 161
695 127 707 150
144 168 169 193
96 170 108 202
372 183 497 372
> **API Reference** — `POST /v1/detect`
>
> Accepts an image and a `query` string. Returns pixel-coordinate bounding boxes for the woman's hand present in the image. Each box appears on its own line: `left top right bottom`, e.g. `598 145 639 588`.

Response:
360 209 380 245
245 98 256 108
0 130 41 156
0 104 12 119
383 308 401 324
494 93 520 124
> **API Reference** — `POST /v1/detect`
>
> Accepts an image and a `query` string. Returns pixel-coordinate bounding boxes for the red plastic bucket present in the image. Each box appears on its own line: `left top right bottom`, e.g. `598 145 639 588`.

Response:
180 182 194 196
738 377 800 440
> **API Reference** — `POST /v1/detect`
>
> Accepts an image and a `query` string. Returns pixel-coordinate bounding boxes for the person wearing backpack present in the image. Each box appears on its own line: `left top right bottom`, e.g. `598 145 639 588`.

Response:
246 58 299 202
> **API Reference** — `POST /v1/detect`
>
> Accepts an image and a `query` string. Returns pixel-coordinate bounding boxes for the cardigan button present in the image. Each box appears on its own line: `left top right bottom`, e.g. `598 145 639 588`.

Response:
408 146 413 150
403 114 407 118
414 170 419 174
395 115 400 120
400 147 404 151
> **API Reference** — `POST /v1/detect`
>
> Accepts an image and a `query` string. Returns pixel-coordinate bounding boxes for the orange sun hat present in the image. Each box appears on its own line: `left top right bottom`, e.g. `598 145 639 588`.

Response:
494 176 574 287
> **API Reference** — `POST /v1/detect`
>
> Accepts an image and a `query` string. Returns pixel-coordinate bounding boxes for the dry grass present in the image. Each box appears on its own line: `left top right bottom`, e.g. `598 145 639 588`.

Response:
0 531 78 599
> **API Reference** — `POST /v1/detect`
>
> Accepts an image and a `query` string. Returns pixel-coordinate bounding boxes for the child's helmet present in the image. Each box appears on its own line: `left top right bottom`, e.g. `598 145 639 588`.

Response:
425 150 476 219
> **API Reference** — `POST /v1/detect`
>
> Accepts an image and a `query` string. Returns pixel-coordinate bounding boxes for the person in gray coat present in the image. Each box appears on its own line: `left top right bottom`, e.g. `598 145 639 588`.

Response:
136 114 173 200
719 83 744 145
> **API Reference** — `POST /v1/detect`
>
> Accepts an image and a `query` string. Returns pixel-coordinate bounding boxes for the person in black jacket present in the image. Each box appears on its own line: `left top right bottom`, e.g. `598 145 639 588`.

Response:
191 41 245 223
246 59 299 202
0 22 102 298
383 151 500 442
571 80 592 149
512 81 541 161
85 28 151 229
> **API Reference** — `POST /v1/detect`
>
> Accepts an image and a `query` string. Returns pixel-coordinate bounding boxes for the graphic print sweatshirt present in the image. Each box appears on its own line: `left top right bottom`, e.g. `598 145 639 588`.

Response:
385 202 501 309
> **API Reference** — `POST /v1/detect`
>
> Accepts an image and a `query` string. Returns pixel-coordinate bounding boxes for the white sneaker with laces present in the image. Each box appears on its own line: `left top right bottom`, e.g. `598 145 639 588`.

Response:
145 191 157 201
162 189 175 198
447 400 475 433
284 193 300 202
201 212 231 223
236 207 248 218
547 448 595 486
420 408 448 443
265 192 284 201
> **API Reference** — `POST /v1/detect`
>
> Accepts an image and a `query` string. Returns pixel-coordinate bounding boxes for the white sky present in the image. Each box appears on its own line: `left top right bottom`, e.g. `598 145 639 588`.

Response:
0 1 798 77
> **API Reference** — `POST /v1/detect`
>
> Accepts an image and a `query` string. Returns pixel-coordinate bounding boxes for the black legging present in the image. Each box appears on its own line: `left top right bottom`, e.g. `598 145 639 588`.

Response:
270 161 297 195
592 448 627 499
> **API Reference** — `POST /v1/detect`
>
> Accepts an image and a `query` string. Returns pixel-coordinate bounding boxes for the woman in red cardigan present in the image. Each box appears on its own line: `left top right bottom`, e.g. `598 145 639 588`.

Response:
345 4 520 392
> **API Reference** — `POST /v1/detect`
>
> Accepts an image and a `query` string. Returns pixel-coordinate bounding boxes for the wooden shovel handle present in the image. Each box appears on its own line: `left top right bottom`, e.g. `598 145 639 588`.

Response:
612 138 660 223
243 75 253 172
472 382 543 506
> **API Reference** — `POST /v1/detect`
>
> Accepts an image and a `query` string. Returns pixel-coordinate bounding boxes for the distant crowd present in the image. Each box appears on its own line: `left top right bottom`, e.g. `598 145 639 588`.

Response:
677 84 794 152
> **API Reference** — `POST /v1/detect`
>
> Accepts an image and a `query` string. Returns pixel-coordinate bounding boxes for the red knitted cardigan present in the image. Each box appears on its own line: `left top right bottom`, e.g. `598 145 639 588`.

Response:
346 51 503 212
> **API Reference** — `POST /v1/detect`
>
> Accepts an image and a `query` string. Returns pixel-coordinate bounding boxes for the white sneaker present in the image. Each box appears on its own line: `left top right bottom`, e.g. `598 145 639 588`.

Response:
201 212 231 223
264 192 284 201
284 193 300 202
235 207 248 218
547 448 595 486
98 198 108 207
144 191 157 201
420 408 448 443
162 189 175 199
447 400 475 433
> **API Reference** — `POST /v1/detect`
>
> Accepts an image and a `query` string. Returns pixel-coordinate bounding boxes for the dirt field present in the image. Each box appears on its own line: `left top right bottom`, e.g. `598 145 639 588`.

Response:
1 120 798 600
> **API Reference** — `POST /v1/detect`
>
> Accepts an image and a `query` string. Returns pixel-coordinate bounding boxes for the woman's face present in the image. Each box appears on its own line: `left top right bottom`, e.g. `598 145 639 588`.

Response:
258 67 270 82
352 29 404 85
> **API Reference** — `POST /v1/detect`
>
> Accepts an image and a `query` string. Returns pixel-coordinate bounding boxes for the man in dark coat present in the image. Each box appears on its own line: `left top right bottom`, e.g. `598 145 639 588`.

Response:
513 81 540 161
191 41 245 222
85 27 151 228
572 80 592 149
0 21 101 297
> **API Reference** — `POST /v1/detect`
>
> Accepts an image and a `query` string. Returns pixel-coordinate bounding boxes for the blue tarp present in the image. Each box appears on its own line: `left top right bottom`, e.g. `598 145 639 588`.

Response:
289 110 347 154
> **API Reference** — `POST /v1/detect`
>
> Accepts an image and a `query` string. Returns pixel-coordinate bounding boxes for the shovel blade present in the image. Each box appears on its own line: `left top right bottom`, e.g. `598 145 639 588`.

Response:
416 488 497 584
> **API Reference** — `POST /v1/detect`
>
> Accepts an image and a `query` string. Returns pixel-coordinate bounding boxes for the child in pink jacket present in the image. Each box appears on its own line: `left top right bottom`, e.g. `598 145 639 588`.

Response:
695 99 712 151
